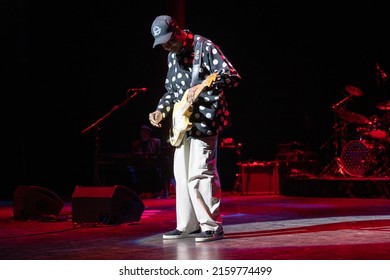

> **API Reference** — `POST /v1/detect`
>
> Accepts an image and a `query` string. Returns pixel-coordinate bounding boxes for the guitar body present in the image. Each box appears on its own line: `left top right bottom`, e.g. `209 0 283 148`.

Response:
169 73 218 147
169 90 193 147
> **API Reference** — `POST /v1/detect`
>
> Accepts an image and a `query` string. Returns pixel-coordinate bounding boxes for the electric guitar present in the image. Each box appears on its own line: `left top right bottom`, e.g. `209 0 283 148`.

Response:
169 72 218 147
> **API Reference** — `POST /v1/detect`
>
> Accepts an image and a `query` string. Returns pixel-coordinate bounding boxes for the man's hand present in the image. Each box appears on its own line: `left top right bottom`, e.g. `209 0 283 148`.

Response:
187 84 202 103
149 110 163 128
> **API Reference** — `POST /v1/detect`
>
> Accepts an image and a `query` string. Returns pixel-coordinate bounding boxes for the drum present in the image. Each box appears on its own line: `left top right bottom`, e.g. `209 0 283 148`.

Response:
368 115 387 139
340 140 383 176
354 125 369 140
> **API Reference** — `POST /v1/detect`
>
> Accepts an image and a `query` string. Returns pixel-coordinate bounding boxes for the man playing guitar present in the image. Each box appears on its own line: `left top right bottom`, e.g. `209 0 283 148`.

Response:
148 15 241 242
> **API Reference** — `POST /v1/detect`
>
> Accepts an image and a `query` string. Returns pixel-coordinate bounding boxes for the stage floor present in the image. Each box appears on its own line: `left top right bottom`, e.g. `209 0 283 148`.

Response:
1 189 390 260
282 176 390 198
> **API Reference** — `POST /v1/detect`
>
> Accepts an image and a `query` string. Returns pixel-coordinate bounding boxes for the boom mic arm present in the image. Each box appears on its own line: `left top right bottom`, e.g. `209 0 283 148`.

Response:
332 95 352 110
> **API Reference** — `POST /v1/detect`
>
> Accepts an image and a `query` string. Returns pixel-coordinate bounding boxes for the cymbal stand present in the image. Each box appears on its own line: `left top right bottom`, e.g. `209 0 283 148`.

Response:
320 101 350 177
376 62 389 175
320 122 346 176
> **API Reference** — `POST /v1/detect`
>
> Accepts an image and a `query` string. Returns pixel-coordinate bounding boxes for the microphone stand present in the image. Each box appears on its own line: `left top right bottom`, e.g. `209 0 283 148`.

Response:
331 95 352 111
81 91 140 185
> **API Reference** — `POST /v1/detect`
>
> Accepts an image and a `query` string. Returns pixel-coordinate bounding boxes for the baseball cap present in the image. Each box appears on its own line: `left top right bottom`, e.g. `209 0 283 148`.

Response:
151 15 179 48
140 125 153 132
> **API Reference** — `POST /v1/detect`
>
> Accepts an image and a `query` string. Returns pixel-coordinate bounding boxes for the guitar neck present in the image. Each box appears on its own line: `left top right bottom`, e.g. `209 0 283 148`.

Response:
182 88 202 112
181 73 218 112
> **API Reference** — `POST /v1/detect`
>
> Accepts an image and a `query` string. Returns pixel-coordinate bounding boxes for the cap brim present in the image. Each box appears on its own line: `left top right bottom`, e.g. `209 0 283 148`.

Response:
152 32 173 48
140 125 153 132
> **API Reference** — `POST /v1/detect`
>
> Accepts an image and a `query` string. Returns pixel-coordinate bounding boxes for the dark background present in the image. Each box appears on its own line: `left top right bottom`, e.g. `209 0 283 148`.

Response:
2 1 389 199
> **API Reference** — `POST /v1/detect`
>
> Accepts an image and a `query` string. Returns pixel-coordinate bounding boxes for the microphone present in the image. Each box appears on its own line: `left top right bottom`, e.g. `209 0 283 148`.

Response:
332 95 352 110
127 88 147 93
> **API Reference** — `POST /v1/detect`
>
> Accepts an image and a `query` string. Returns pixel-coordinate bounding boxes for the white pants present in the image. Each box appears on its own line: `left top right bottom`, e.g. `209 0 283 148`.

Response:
173 136 222 233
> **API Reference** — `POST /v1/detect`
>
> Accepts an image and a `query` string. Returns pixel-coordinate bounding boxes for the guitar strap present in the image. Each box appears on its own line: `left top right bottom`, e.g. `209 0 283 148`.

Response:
190 37 204 87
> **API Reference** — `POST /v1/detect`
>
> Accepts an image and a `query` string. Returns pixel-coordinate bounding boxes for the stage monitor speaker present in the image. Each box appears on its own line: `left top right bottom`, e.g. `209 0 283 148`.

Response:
72 185 145 225
13 185 64 220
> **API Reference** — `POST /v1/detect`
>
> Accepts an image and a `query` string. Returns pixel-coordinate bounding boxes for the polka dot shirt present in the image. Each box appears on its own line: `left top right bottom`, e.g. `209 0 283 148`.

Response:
156 31 241 139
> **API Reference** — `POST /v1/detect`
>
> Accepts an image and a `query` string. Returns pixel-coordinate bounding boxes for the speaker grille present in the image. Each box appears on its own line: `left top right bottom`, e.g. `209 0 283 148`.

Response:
71 185 144 225
13 185 64 220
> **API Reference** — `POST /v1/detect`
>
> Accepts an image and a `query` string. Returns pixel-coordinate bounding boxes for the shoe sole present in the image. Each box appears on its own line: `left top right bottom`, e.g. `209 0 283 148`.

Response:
163 233 201 240
163 235 197 240
195 233 224 242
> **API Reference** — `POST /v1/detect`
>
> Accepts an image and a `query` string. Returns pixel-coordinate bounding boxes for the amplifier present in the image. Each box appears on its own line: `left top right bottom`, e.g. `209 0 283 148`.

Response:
240 161 280 195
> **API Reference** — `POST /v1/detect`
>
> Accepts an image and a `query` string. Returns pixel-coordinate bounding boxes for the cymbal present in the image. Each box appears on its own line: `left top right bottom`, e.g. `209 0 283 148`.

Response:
345 85 363 96
336 109 369 124
376 100 390 110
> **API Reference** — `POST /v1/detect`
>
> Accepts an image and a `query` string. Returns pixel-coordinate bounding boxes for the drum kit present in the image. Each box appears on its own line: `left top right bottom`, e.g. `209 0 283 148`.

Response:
322 86 390 177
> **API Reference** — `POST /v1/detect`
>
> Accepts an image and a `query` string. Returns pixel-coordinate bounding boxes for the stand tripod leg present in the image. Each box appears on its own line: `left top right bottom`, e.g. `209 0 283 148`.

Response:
376 158 390 176
320 157 346 177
